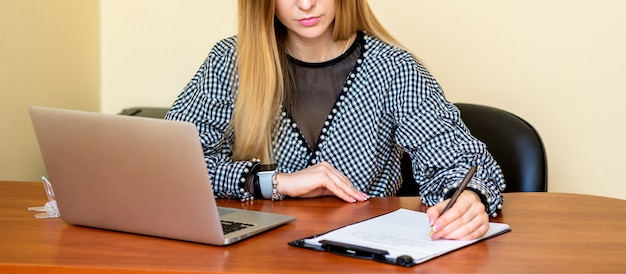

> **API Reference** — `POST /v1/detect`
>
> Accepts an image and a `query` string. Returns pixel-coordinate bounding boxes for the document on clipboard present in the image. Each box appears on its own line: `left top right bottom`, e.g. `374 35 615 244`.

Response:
288 208 510 267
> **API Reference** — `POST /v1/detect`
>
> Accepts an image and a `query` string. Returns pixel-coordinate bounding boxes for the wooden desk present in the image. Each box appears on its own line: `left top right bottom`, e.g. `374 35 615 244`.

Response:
1 181 624 273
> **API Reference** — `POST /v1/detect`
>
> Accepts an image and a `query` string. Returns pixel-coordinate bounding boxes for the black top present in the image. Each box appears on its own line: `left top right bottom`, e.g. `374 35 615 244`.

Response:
288 32 362 148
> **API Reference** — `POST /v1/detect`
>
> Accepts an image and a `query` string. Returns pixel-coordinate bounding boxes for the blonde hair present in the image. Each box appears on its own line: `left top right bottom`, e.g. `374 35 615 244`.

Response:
232 0 400 164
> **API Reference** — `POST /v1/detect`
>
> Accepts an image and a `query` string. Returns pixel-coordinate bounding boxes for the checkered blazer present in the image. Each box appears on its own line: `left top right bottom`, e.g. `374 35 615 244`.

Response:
166 32 505 215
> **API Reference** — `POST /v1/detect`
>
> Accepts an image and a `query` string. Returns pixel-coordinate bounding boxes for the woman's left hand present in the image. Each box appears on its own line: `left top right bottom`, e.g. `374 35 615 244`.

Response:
426 191 489 240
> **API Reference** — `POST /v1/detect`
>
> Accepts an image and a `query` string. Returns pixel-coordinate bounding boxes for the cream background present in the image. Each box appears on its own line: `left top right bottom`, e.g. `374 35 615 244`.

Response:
2 0 625 200
0 1 100 182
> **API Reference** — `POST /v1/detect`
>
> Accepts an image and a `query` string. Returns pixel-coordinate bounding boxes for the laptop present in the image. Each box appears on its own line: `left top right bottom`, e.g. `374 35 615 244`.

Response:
29 106 295 245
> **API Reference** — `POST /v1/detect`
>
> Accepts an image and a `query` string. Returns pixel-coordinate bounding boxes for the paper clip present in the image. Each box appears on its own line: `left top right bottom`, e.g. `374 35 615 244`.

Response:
27 176 61 219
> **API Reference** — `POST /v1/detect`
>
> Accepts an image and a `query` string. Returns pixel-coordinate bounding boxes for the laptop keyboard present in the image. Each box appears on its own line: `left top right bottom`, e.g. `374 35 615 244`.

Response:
221 220 254 234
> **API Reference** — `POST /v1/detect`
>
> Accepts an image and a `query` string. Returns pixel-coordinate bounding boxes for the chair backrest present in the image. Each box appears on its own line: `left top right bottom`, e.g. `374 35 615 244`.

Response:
398 103 547 195
119 107 169 119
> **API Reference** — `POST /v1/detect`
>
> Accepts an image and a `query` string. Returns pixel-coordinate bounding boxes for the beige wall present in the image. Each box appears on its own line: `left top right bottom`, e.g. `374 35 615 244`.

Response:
0 1 100 182
3 1 625 200
368 0 626 199
100 0 237 114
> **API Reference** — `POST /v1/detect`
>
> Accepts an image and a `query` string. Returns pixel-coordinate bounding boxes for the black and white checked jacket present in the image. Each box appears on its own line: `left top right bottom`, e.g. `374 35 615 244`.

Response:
165 32 505 215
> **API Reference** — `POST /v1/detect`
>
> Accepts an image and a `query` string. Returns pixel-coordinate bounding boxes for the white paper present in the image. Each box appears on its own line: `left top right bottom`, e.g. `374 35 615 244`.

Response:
304 208 510 264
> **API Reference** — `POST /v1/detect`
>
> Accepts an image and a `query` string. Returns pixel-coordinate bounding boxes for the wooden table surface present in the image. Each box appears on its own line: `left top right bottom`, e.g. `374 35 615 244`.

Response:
1 181 625 273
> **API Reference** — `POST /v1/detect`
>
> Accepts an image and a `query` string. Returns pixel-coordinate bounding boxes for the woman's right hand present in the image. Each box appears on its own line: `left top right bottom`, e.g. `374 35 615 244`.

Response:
275 161 369 203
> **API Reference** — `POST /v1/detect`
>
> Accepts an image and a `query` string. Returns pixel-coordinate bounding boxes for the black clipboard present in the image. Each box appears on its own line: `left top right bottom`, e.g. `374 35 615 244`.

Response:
288 209 417 267
288 209 511 268
289 236 417 267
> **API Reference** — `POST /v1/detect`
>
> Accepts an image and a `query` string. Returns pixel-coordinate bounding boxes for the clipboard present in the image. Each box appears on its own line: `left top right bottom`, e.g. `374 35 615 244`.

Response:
289 237 417 267
288 208 510 267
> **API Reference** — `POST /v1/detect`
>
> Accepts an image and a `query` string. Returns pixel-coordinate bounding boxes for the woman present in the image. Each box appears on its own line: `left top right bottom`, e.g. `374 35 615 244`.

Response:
165 0 505 240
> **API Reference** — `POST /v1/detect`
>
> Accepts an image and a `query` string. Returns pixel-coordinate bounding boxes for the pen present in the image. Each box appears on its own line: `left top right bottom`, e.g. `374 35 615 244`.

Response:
429 163 477 237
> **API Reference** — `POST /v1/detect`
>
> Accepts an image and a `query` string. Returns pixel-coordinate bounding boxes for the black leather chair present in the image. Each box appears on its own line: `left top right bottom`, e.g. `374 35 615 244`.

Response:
397 103 547 196
119 107 169 119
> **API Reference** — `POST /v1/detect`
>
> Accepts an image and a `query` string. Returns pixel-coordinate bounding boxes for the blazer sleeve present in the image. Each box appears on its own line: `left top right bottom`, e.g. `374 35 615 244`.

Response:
165 37 258 201
389 54 505 215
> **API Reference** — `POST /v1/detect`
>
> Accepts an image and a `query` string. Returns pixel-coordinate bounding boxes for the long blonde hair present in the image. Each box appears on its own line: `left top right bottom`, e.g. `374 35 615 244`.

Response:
232 0 400 164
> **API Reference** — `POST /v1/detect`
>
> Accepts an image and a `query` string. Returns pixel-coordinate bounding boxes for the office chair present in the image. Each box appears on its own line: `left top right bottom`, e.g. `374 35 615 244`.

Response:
119 107 169 119
397 103 547 196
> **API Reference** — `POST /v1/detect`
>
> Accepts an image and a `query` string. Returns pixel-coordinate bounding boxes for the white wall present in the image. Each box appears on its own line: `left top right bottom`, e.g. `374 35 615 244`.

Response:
98 0 624 200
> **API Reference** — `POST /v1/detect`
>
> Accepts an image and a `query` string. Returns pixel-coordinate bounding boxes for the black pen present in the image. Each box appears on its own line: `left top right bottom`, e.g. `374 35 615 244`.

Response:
429 163 477 237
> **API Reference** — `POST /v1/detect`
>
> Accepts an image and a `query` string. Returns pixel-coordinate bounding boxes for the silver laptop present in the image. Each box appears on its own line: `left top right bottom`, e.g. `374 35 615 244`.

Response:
29 106 295 245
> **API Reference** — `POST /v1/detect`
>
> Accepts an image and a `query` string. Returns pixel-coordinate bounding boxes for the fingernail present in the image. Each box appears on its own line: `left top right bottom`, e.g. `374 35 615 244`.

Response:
431 223 441 233
360 192 369 200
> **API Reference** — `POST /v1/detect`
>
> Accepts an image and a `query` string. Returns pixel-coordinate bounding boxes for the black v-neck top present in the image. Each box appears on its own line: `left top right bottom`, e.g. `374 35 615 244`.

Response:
288 32 362 148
